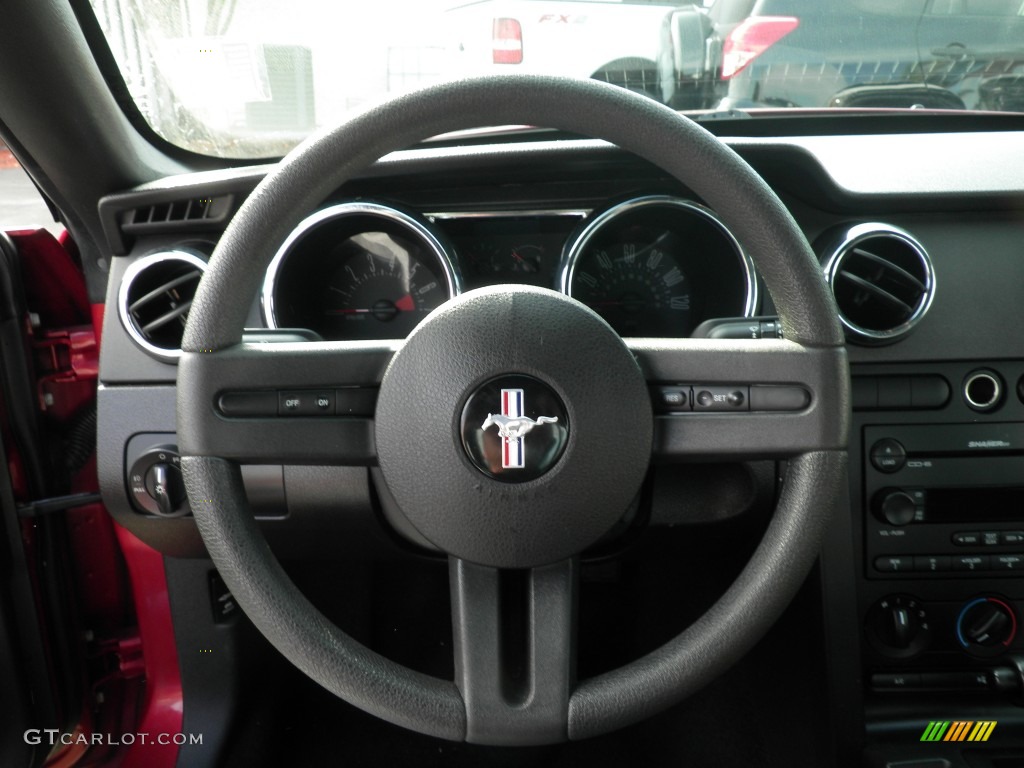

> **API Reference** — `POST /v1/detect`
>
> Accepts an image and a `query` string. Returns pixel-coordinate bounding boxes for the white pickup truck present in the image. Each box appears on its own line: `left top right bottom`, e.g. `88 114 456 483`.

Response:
440 0 710 103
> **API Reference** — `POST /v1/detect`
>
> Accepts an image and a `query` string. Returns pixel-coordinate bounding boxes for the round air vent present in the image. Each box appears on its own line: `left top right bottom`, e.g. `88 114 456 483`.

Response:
822 223 935 345
118 250 207 362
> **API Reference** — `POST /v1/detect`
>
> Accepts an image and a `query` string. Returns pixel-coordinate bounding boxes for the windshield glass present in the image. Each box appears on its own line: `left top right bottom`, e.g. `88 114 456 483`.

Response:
90 0 1024 158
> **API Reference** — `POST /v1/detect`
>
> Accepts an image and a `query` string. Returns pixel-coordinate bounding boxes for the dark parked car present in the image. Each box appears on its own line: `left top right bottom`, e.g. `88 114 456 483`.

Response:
712 0 1024 110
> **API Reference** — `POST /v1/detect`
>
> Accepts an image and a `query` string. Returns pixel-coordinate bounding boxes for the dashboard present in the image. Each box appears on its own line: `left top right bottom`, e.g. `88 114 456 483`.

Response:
94 128 1024 765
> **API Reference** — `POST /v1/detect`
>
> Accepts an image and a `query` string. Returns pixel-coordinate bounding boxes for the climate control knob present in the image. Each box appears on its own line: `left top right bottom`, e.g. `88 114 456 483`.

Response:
865 595 931 658
957 597 1017 657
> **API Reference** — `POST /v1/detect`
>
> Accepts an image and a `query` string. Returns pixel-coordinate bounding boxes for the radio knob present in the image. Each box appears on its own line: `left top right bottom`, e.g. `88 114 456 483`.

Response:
866 595 931 658
957 598 1017 656
875 490 917 526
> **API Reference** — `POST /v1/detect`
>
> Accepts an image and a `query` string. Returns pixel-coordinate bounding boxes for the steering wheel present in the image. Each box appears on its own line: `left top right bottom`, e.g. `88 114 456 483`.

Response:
177 76 849 746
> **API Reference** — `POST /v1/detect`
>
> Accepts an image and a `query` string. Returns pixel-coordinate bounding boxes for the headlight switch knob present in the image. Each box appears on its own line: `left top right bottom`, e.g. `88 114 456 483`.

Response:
128 445 189 518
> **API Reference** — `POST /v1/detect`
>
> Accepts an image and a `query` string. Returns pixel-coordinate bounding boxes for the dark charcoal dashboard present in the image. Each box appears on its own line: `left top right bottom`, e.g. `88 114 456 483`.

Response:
95 129 1024 766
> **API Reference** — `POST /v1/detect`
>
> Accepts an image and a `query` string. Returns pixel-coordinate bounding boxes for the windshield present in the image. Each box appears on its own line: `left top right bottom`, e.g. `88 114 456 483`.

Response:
90 0 1024 158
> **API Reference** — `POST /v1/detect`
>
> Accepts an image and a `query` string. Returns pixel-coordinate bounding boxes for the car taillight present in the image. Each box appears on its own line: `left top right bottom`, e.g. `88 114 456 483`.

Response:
493 17 523 64
722 16 799 79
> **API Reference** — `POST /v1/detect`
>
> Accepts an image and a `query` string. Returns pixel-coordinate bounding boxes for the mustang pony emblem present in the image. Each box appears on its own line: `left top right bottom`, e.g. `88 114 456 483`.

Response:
481 413 559 440
481 387 560 470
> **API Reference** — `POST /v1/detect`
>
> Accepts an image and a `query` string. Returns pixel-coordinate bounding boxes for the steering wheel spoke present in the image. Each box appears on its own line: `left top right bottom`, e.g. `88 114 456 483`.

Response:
177 341 395 464
450 557 577 746
629 338 848 460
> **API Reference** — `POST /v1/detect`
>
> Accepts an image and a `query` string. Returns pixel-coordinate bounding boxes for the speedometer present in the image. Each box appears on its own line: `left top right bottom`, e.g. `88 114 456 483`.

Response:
262 202 461 341
565 229 694 337
560 196 757 337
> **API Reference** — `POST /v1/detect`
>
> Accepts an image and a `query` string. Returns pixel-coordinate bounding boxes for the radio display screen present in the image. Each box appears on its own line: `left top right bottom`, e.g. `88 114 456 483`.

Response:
924 487 1024 523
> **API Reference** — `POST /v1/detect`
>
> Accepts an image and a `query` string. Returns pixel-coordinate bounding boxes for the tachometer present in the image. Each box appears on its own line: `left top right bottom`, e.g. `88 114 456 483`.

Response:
319 232 449 338
560 196 756 337
263 202 460 341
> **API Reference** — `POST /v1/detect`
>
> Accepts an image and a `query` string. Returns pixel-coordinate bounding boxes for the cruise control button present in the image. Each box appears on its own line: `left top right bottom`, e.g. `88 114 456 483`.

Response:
870 438 907 473
311 392 335 413
653 387 690 411
693 386 749 411
953 555 990 572
279 392 305 415
279 391 335 416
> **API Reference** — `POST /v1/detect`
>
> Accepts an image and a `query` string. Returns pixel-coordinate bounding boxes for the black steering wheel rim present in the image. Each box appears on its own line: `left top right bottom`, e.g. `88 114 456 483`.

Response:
177 75 849 745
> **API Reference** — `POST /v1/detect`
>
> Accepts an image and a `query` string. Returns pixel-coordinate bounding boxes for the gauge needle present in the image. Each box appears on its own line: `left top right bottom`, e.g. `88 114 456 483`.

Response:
326 294 415 315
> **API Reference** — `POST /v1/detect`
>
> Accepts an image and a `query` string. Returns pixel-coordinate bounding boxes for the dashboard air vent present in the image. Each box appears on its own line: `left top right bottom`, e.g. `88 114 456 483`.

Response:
117 250 207 362
823 223 935 345
121 195 232 235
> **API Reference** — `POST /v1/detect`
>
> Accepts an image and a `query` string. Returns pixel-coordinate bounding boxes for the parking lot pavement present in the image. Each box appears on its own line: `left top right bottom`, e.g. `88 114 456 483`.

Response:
0 165 62 235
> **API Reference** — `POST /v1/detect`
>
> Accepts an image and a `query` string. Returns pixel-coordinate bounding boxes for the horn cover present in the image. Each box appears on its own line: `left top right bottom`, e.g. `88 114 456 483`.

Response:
375 285 652 568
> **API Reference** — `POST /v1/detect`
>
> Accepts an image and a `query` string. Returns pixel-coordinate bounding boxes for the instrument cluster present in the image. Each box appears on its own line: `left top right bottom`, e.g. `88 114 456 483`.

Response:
262 196 758 341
